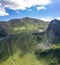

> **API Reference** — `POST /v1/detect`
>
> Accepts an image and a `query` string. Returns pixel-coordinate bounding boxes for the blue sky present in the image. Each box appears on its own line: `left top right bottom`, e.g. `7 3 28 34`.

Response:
0 0 60 21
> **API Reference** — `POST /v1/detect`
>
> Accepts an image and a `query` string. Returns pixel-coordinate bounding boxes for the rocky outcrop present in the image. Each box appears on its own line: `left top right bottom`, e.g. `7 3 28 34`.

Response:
46 19 60 44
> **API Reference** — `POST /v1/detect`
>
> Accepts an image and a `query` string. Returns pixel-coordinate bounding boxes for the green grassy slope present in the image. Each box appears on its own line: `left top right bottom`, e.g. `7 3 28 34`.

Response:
0 32 45 65
0 32 60 65
0 17 49 35
0 18 60 65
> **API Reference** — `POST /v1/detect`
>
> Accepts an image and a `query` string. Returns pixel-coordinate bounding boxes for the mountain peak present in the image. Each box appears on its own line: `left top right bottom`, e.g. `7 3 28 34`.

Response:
52 19 58 21
23 17 30 19
22 17 34 20
51 19 60 23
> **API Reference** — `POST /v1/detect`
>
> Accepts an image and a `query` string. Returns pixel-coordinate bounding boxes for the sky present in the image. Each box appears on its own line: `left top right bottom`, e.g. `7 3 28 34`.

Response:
0 0 60 21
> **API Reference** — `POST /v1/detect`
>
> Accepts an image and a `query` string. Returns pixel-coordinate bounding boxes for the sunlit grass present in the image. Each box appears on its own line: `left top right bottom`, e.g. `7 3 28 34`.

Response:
51 44 60 49
0 52 46 65
14 26 26 31
12 25 46 34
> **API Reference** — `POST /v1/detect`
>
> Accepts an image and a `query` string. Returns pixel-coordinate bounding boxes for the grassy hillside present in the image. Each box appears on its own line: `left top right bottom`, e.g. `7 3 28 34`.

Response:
0 32 45 65
0 18 60 65
0 17 49 35
0 32 60 65
0 19 48 65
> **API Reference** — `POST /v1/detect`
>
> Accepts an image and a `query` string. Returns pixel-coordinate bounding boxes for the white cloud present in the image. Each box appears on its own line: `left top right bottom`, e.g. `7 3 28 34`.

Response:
0 8 8 16
0 3 1 6
40 17 60 21
40 17 53 21
4 0 51 10
37 6 46 10
0 0 51 16
57 17 60 20
0 3 8 16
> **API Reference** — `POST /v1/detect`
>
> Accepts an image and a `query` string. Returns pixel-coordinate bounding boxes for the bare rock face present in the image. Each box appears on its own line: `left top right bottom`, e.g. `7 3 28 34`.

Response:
46 19 60 44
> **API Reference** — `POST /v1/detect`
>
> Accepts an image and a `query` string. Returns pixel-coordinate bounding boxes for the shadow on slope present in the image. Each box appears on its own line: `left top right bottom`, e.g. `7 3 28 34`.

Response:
35 48 60 65
0 33 38 63
0 39 11 63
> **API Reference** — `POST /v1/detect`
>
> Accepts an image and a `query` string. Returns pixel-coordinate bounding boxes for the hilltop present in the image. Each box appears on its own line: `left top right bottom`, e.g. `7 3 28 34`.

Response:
0 17 49 35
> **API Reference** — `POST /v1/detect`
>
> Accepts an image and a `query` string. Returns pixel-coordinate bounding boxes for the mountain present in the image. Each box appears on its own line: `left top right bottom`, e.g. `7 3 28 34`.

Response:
38 19 60 50
0 18 60 65
46 19 60 44
0 17 49 65
35 19 60 65
0 17 48 35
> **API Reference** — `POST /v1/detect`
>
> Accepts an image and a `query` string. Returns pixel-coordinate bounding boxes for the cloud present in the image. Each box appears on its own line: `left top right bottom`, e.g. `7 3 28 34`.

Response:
40 17 53 21
40 17 60 21
57 17 60 20
0 0 51 16
4 0 51 10
0 3 1 6
0 3 8 16
37 6 46 10
0 8 8 16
